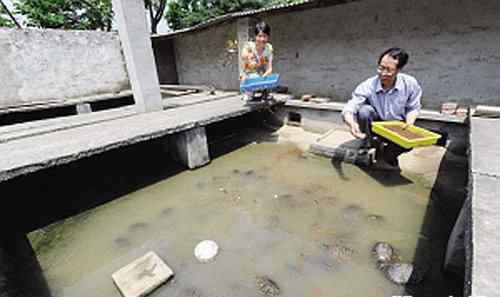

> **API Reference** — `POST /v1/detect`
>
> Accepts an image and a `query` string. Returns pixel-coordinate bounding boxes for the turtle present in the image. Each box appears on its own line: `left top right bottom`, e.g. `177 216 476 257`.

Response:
323 242 355 261
371 242 395 263
342 204 364 224
383 262 414 285
255 276 280 296
366 214 385 223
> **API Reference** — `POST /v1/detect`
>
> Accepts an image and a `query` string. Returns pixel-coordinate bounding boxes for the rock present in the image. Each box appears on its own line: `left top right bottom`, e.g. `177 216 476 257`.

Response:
301 94 313 101
366 214 384 223
112 251 174 297
372 242 394 263
194 240 219 263
256 276 280 296
441 102 458 115
383 263 414 285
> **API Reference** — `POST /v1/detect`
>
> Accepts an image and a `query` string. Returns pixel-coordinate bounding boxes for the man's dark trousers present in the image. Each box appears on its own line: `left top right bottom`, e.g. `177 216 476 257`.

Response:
357 104 411 166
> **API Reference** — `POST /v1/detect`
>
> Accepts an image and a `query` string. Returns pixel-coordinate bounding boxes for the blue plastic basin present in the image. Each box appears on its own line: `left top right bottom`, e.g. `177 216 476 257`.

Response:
240 74 280 93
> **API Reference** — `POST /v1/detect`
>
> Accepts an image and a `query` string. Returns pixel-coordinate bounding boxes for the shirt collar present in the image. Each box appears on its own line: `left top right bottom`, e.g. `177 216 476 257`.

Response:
376 74 403 93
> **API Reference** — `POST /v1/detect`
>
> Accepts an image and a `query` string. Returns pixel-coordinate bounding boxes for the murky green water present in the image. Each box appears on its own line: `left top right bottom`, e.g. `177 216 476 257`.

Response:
30 141 439 297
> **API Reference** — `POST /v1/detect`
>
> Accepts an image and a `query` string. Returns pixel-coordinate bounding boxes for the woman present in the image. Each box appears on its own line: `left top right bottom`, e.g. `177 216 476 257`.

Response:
240 21 273 101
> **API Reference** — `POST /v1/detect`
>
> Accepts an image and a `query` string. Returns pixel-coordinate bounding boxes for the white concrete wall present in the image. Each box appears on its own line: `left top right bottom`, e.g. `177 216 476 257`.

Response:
173 22 239 90
169 0 500 109
0 28 130 109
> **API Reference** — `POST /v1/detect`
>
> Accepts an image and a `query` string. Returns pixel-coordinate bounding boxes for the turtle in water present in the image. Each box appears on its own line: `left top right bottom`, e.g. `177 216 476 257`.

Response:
371 242 426 285
383 263 414 285
371 242 395 263
384 262 427 285
342 204 364 224
256 276 280 296
322 242 355 261
366 214 385 223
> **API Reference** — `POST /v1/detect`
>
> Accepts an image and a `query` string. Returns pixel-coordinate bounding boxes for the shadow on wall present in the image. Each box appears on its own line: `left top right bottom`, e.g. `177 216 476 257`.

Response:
404 144 468 296
0 138 185 234
0 234 52 297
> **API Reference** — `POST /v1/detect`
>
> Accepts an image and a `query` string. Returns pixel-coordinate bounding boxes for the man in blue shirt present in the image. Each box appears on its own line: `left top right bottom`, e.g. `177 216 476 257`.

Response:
342 48 422 169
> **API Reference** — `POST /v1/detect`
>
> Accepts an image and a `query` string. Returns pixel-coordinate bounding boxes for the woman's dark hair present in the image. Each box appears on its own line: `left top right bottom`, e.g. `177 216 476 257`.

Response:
378 47 409 69
255 21 271 36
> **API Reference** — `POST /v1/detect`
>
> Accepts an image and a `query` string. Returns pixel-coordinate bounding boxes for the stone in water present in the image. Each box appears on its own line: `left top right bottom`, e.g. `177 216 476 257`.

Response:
194 240 219 263
112 251 173 297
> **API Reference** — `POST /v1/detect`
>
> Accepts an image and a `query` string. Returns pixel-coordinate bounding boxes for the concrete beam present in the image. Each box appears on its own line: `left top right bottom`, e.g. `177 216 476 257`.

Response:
168 126 210 169
111 0 162 113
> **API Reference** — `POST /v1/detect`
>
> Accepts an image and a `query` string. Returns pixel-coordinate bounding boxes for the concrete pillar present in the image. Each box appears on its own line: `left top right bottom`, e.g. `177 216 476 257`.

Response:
0 234 51 297
237 17 252 77
444 200 467 275
169 127 210 169
76 103 92 114
111 0 162 113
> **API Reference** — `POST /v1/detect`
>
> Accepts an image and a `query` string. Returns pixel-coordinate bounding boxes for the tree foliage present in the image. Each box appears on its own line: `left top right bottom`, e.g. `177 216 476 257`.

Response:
145 0 167 34
15 0 113 30
0 2 15 28
166 0 297 31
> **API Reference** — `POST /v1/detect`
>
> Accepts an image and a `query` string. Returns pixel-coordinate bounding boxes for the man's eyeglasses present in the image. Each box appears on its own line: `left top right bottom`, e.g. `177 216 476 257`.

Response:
377 65 397 74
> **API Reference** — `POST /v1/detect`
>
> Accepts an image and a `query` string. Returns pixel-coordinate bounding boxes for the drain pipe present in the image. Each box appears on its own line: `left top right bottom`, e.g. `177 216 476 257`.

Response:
0 0 22 28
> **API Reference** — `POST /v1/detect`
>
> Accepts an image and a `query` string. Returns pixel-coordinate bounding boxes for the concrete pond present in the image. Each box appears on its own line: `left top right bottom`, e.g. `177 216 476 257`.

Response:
22 120 466 297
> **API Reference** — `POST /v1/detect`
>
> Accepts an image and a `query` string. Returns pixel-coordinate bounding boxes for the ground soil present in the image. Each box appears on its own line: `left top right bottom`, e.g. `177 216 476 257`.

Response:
384 125 425 140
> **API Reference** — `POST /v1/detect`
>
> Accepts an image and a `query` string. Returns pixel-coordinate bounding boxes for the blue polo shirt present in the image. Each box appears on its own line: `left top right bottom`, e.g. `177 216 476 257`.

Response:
342 73 422 120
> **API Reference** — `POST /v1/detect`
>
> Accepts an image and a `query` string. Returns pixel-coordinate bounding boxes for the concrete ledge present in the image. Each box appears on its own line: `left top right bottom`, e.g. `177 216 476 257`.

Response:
284 99 468 124
0 95 282 182
469 117 500 296
0 90 133 115
0 106 138 144
471 118 500 177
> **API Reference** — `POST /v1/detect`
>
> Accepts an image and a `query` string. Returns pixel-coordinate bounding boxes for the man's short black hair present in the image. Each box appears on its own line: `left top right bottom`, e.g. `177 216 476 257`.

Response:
255 21 271 36
378 47 409 69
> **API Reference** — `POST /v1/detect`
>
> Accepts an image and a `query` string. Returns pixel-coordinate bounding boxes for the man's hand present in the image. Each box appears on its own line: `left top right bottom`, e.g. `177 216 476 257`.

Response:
405 110 418 126
344 112 366 139
350 122 366 139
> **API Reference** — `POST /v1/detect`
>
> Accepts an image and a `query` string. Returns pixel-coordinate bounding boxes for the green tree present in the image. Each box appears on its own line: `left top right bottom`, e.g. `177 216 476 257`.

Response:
145 0 167 34
165 0 300 31
0 1 16 28
0 12 14 28
166 0 265 31
15 0 113 30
